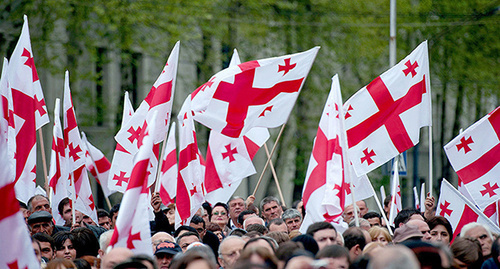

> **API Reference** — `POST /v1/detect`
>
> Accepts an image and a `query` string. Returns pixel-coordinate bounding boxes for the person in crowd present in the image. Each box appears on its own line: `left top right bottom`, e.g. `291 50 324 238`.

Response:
392 224 423 243
58 198 72 227
211 202 231 235
401 240 449 269
266 231 289 245
343 227 370 262
362 242 385 256
73 258 91 269
195 206 209 226
108 203 120 230
282 208 302 232
19 201 30 223
31 236 43 263
348 218 371 231
461 222 494 260
342 204 361 224
229 228 247 237
237 210 257 228
383 195 392 218
151 231 175 248
246 224 268 235
235 246 279 269
260 196 283 222
228 197 247 229
368 245 420 269
72 227 100 258
406 218 432 241
190 215 220 259
53 231 77 260
316 244 351 269
292 234 319 256
244 236 278 254
151 192 175 234
28 194 52 215
98 229 114 258
190 215 206 239
243 215 266 230
153 240 182 269
33 232 56 261
46 259 77 269
206 222 224 242
166 204 176 226
482 235 500 269
368 226 392 246
394 208 424 228
28 211 66 236
356 200 369 217
335 231 344 246
427 215 453 245
306 222 338 250
81 214 97 226
362 211 382 227
451 237 484 268
101 247 134 269
267 218 288 233
97 209 111 230
169 250 218 269
218 236 246 269
177 231 202 252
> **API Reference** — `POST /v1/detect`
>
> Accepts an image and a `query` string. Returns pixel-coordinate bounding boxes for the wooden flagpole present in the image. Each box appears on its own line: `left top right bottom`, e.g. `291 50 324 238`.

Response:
252 124 286 197
264 143 286 207
428 122 434 198
367 180 393 235
38 129 50 195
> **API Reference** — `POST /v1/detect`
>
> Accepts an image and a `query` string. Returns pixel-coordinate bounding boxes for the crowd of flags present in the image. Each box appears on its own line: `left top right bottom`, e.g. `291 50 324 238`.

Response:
1 15 499 265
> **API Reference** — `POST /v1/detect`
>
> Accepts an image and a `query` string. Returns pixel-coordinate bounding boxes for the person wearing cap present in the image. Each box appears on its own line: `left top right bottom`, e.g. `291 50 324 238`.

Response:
154 241 182 269
28 211 69 236
392 224 424 243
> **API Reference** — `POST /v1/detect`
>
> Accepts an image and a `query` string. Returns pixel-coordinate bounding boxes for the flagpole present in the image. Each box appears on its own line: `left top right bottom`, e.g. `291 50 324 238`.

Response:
253 124 286 197
264 143 286 207
70 172 76 226
38 129 50 195
388 158 399 225
428 120 434 198
368 180 393 235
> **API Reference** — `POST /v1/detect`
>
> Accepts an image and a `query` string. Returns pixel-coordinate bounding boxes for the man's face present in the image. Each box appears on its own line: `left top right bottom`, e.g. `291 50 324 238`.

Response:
39 241 55 261
269 222 288 233
465 226 493 257
62 203 72 224
178 235 200 252
74 210 83 224
219 238 245 269
99 216 111 230
366 217 381 227
155 253 174 269
285 217 302 232
407 219 431 241
31 197 51 214
190 222 206 239
342 205 360 223
82 215 96 226
313 228 337 250
229 198 245 221
262 201 282 221
356 201 368 217
111 211 119 229
32 241 42 262
30 221 54 236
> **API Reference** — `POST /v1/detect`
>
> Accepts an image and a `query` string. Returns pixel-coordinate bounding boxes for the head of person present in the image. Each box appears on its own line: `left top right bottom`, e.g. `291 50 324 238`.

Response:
342 204 361 223
243 215 265 230
292 234 320 256
260 196 283 221
368 226 392 246
33 232 56 261
166 203 176 225
426 216 453 245
177 231 202 252
243 236 278 254
267 218 288 233
237 210 257 227
153 241 182 269
246 224 268 236
306 222 338 250
206 222 224 242
400 240 449 269
451 237 483 269
57 198 72 226
28 194 52 214
362 211 382 227
53 231 77 260
266 232 289 245
31 237 42 263
98 229 114 258
218 236 246 269
97 209 111 230
362 242 385 257
190 215 206 239
316 244 351 269
394 208 423 228
356 200 369 217
109 203 120 229
392 224 424 243
349 218 371 231
461 222 494 258
228 197 246 223
19 200 30 223
46 259 77 269
406 218 431 241
282 208 302 232
211 202 229 229
174 225 199 238
343 227 368 261
28 211 55 236
491 236 500 267
151 231 175 249
383 195 392 216
169 249 218 269
236 246 279 269
101 247 134 269
72 227 99 258
368 245 420 269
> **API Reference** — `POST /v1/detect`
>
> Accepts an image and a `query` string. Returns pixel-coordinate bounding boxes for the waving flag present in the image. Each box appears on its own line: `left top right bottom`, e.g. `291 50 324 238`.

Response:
109 113 157 256
344 41 431 176
0 58 15 185
158 122 177 205
388 159 402 226
191 47 320 138
63 71 97 223
436 179 500 242
81 132 114 197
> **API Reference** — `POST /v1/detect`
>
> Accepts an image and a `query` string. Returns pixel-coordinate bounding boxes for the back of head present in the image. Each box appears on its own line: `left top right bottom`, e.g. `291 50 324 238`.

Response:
246 224 268 235
394 208 422 228
72 227 99 257
451 237 483 268
99 230 114 252
291 234 319 256
343 227 367 251
46 259 77 269
401 240 444 269
266 231 289 245
316 244 350 262
367 245 420 269
169 250 218 269
101 247 133 269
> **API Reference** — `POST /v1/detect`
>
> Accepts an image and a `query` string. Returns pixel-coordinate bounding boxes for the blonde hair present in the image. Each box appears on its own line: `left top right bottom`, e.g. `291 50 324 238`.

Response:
368 226 392 243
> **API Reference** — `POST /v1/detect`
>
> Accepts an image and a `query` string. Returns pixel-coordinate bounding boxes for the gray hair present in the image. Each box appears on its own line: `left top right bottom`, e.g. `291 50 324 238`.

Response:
27 194 50 212
99 229 114 253
218 236 246 257
282 208 302 221
367 245 419 269
243 215 265 229
259 196 281 212
461 222 493 240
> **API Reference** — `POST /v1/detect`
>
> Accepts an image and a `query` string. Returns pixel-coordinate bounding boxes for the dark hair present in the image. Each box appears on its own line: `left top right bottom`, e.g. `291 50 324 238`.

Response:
32 232 55 251
97 208 109 219
73 258 91 269
306 222 336 237
202 202 212 218
316 244 350 262
53 231 76 251
109 203 120 219
383 195 392 207
492 236 500 267
174 225 198 238
244 236 278 253
72 227 99 257
229 228 247 237
275 241 304 262
238 245 278 269
191 215 205 229
343 227 367 251
394 208 422 228
426 216 453 239
19 200 27 209
27 194 50 212
291 234 319 256
212 202 229 215
238 210 256 225
267 218 285 228
177 231 201 244
363 211 382 221
266 231 289 245
169 249 218 269
246 224 268 235
58 198 70 216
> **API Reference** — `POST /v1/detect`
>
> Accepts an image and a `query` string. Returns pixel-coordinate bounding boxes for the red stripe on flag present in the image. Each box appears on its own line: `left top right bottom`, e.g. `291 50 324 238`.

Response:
204 145 223 193
94 156 111 173
452 204 479 242
176 174 190 221
457 143 500 184
116 143 130 154
244 136 261 160
127 159 150 192
0 182 20 221
488 106 500 139
162 150 176 173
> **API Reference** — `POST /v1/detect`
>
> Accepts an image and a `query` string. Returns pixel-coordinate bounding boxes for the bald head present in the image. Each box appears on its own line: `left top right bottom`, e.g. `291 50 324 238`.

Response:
152 232 175 246
406 219 431 241
101 247 133 269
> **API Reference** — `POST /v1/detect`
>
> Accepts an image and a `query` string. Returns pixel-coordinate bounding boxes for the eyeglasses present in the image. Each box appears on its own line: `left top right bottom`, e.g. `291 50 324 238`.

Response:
213 211 227 216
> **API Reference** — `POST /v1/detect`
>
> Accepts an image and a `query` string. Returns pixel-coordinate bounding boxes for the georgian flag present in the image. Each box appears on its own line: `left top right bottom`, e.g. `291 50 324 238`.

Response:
344 41 431 177
388 159 402 226
81 132 114 197
0 58 15 186
191 47 320 138
158 122 177 205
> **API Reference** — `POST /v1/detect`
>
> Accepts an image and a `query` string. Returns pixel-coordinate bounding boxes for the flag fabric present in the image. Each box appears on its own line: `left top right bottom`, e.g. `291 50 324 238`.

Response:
108 113 157 256
48 98 70 226
108 92 136 193
81 132 114 197
300 75 351 233
191 47 320 138
388 159 402 226
444 106 500 211
0 58 15 186
420 183 426 213
63 71 97 223
414 187 420 210
435 179 500 242
158 122 177 205
9 16 50 203
175 98 205 228
0 79 40 268
344 41 431 176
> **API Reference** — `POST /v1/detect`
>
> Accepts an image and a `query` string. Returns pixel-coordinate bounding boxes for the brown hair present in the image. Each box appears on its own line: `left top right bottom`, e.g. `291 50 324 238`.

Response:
451 237 483 268
237 247 279 269
368 226 392 243
46 259 76 269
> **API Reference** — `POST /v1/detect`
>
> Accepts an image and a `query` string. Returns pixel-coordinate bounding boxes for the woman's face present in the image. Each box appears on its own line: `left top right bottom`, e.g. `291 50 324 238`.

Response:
211 206 228 227
430 224 450 244
56 239 76 260
166 208 175 225
372 233 389 246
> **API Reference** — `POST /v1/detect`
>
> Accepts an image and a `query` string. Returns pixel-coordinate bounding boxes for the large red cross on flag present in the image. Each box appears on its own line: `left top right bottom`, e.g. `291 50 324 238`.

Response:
191 47 320 138
343 41 431 176
436 179 500 242
444 106 500 211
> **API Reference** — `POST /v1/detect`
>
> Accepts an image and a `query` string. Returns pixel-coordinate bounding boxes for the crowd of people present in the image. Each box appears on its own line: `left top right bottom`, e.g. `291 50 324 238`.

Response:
23 192 500 269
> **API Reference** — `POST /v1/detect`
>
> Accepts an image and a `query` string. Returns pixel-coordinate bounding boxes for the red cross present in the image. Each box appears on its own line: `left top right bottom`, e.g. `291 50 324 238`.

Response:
259 106 273 117
403 60 419 78
190 185 197 196
50 137 65 190
278 58 296 75
323 212 341 222
21 48 39 82
8 260 27 269
127 125 143 144
126 227 142 249
200 77 215 92
63 107 78 145
456 136 473 154
346 75 427 153
144 81 172 109
68 143 82 161
439 201 453 217
34 96 47 117
344 105 353 119
480 182 499 197
360 148 376 165
222 144 238 162
113 171 129 187
213 61 304 137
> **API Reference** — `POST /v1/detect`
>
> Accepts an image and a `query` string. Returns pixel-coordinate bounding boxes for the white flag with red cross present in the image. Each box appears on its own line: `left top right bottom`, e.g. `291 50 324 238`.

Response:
63 71 97 224
0 83 40 268
175 98 205 228
444 106 500 211
158 122 177 205
108 113 157 256
0 58 15 186
388 160 402 226
48 98 70 226
344 41 431 177
81 132 115 198
9 16 50 203
190 47 320 138
436 179 500 242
